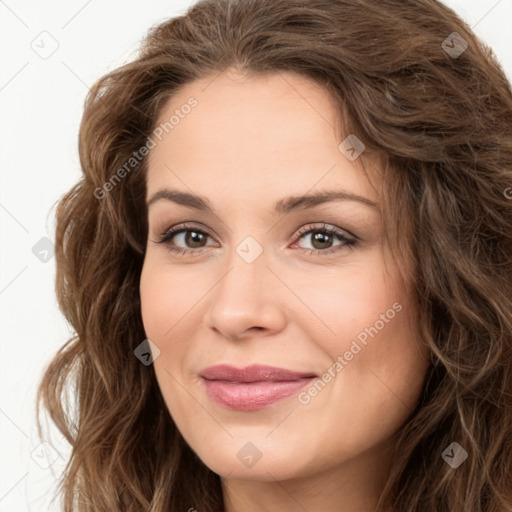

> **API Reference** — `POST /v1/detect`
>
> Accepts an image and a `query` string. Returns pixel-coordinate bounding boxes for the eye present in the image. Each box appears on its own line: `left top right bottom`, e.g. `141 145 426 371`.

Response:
291 223 357 255
152 222 358 256
152 222 217 255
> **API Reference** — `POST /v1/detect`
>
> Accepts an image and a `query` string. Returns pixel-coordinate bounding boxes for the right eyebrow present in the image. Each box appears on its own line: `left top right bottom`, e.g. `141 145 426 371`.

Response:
147 189 214 212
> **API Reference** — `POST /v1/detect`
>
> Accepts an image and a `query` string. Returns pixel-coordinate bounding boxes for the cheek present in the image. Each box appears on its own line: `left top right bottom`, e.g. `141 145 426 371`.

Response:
140 261 186 378
140 259 199 340
140 263 167 341
301 255 428 404
296 256 406 355
139 261 193 416
139 259 216 381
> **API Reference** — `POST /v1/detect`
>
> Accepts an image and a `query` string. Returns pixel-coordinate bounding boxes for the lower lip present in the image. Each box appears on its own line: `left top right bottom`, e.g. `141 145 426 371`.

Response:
201 377 315 411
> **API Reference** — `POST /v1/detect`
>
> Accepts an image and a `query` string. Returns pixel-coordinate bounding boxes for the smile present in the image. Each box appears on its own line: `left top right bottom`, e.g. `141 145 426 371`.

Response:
200 364 317 411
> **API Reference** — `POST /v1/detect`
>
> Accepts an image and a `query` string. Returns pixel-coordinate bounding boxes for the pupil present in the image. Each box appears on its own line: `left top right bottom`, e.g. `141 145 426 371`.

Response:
312 231 331 249
186 231 205 247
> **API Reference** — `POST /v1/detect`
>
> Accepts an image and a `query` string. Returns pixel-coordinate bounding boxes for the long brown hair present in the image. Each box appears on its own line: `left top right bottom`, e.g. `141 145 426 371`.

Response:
36 0 512 510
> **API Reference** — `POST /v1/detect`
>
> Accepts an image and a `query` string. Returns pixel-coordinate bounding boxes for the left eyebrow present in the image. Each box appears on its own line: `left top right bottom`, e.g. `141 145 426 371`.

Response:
146 188 379 213
274 190 379 214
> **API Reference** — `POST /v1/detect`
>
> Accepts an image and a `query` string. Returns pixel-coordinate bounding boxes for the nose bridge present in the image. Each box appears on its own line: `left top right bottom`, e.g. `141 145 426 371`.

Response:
216 231 268 296
204 237 285 338
214 239 269 313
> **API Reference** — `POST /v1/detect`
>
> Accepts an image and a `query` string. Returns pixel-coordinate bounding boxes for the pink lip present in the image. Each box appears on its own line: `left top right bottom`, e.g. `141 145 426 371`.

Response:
200 364 317 411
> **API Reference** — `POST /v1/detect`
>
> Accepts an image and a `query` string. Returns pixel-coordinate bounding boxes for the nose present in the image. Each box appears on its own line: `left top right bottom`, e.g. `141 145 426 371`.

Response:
203 249 287 341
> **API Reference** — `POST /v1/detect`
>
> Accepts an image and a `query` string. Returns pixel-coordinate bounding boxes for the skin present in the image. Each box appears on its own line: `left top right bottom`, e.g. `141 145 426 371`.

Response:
139 68 431 512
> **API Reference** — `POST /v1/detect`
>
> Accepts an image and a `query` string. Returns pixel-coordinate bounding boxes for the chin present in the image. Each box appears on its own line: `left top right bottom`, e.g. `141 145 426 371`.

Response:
191 435 319 482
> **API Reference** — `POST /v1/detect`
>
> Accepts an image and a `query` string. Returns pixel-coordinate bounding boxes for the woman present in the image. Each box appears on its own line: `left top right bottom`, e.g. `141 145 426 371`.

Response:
36 0 512 510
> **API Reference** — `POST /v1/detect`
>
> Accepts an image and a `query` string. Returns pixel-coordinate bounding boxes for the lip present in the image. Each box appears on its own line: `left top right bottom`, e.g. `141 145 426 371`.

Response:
200 364 317 411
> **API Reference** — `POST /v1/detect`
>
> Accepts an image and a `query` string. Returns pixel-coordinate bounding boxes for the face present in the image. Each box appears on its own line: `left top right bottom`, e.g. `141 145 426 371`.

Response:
139 69 430 483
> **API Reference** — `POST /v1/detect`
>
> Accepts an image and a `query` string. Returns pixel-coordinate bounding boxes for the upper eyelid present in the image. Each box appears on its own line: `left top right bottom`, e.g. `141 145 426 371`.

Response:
160 222 213 238
155 222 356 244
294 223 357 239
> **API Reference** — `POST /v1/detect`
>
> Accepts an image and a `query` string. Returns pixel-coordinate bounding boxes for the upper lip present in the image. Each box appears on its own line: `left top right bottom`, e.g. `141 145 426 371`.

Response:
200 364 317 383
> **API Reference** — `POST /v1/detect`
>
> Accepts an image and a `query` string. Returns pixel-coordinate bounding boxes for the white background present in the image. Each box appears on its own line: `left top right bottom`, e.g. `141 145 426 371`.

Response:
1 1 511 510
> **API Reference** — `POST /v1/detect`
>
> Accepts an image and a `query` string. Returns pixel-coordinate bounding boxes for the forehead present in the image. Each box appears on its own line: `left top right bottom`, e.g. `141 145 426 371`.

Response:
146 70 379 204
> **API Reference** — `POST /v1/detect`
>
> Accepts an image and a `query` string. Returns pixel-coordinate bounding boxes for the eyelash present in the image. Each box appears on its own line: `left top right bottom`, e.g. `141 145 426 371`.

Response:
152 222 358 257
